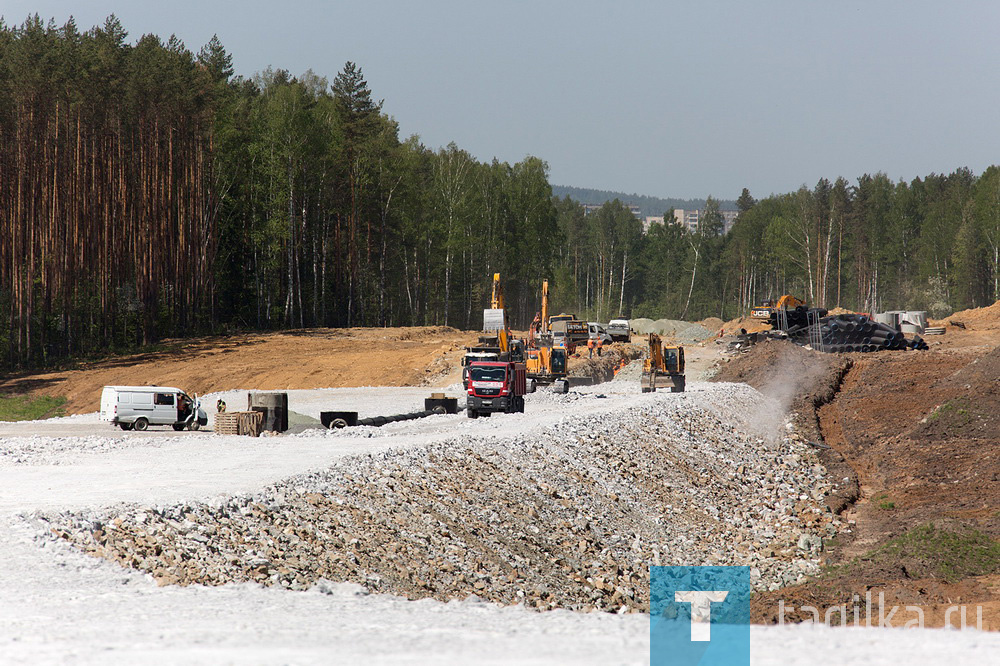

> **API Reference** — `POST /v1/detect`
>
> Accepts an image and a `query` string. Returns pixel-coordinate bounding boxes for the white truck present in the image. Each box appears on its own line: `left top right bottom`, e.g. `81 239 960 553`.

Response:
606 318 631 342
100 386 208 431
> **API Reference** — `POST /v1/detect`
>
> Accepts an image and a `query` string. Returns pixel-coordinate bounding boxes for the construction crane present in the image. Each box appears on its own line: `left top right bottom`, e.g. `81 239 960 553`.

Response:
641 333 685 393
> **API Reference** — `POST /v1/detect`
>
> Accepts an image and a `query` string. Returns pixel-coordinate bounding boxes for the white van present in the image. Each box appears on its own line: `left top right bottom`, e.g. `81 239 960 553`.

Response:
100 386 207 431
587 322 613 344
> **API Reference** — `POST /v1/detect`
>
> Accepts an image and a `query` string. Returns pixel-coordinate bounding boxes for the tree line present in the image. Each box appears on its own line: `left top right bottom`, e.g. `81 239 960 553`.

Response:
0 16 558 368
553 168 1000 326
1 17 998 370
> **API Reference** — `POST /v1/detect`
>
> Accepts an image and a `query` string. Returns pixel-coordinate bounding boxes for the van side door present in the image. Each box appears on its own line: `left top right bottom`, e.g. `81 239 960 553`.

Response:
153 392 176 424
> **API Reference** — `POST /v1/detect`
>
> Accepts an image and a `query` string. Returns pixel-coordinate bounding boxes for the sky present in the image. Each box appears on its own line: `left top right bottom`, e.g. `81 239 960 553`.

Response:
3 1 1000 201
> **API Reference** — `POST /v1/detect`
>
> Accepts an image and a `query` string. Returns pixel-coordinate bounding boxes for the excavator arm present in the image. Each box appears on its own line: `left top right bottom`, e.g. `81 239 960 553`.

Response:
491 273 509 353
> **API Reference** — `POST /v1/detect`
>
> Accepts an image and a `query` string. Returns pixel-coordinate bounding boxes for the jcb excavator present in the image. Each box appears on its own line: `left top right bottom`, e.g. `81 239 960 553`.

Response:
751 294 806 320
525 280 569 393
641 333 685 393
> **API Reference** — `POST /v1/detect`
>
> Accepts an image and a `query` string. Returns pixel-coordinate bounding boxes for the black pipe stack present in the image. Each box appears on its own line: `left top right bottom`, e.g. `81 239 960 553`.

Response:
771 305 829 332
785 313 929 352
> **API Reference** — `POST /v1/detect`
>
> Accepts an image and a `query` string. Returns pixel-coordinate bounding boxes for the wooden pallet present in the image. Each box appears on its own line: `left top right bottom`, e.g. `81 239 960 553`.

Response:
213 410 264 437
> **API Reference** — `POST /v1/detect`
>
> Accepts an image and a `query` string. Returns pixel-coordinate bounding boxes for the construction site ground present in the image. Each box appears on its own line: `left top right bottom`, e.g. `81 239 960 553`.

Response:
1 313 1000 663
713 304 1000 630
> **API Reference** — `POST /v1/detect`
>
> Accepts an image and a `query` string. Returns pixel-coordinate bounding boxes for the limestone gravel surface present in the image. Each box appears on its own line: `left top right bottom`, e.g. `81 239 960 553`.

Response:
42 384 844 614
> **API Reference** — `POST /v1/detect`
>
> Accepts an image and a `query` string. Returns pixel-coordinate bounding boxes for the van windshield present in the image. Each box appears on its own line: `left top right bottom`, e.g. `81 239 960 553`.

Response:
470 366 506 382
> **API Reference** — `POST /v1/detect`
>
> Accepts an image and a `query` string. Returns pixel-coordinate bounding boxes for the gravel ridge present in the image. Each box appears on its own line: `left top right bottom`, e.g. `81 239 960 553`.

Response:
39 385 844 613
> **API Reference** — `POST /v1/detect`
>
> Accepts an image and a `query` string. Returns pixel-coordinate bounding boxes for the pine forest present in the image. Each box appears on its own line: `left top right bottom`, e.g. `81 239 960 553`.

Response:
2 16 999 369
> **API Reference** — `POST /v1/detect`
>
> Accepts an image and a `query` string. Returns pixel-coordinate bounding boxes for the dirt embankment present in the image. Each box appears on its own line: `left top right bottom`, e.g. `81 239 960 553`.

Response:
568 343 645 383
0 327 478 414
712 339 857 513
716 332 1000 628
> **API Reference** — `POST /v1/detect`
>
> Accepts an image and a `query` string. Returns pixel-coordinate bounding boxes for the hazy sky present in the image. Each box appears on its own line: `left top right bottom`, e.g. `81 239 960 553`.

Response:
4 1 1000 201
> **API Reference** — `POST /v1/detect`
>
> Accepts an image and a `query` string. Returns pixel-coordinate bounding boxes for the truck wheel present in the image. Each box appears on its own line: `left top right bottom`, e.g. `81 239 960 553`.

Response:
518 397 525 413
133 417 149 431
527 379 537 394
467 409 478 419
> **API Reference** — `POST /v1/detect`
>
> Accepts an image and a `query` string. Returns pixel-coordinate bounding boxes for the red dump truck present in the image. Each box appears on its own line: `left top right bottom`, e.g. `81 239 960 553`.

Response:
466 360 526 418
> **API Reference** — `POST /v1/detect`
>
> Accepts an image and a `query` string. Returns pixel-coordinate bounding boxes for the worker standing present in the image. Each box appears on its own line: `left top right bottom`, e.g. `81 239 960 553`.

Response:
596 337 604 357
587 336 595 358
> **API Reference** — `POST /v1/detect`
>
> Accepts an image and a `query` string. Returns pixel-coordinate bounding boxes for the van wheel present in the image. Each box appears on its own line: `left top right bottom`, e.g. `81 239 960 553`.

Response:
133 417 149 431
172 424 185 431
119 423 133 431
188 422 201 431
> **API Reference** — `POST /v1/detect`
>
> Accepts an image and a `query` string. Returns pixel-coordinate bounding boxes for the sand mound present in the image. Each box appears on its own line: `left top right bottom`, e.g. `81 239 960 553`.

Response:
698 317 725 332
944 300 1000 329
720 316 771 335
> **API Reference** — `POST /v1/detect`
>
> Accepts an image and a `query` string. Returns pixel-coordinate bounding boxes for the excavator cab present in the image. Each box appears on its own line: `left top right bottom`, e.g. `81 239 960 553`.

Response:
663 346 684 375
550 348 567 374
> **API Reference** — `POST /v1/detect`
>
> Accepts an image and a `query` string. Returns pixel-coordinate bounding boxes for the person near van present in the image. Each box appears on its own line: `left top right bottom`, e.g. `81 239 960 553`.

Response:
596 337 604 357
587 337 595 358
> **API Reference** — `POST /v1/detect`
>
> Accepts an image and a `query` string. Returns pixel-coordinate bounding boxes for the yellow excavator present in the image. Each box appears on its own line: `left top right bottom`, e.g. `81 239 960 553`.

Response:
524 280 569 393
641 333 685 393
751 294 806 320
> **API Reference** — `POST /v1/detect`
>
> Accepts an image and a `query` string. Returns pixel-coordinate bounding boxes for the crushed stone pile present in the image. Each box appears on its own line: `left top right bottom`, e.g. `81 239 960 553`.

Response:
629 318 714 344
40 385 844 614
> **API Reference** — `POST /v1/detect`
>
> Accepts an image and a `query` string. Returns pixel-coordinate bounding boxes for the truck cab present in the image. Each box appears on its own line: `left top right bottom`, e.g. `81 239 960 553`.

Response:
461 349 500 389
466 361 526 418
549 314 589 352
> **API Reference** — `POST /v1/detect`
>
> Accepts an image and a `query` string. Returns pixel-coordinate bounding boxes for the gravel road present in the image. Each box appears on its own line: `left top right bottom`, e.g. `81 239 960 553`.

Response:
1 379 996 663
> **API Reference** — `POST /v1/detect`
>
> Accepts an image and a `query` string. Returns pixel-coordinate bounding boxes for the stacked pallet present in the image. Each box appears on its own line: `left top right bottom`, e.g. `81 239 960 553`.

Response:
213 411 264 437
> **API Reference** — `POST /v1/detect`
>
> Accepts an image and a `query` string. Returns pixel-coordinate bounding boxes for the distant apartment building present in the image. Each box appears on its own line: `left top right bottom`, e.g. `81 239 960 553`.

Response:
643 216 664 232
671 209 739 234
582 203 642 220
